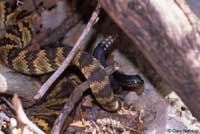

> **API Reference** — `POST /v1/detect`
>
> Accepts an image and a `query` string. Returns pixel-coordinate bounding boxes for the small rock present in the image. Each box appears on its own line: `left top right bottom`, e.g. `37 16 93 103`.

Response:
82 96 93 108
124 92 139 106
41 1 67 29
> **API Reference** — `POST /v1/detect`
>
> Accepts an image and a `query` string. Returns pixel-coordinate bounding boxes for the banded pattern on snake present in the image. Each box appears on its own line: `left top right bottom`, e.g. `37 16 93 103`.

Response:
0 1 144 133
0 0 119 110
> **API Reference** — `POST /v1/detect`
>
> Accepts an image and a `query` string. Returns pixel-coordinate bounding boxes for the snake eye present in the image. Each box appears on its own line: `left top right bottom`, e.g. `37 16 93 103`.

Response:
127 75 144 87
133 75 144 85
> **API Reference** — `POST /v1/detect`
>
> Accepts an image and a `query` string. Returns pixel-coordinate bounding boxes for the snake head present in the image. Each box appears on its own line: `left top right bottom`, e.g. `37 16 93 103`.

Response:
114 73 144 95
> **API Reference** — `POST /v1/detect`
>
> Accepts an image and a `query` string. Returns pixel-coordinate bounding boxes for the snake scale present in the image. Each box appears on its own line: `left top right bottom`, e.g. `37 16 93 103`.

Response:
93 37 144 93
0 1 144 133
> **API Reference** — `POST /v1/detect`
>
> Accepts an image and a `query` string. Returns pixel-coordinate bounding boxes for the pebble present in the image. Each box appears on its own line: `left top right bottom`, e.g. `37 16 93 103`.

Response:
124 92 139 106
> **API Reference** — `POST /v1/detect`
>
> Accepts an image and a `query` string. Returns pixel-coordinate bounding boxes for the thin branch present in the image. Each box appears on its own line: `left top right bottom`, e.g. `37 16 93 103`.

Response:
50 81 88 134
0 96 15 114
50 65 116 134
34 3 101 100
12 94 45 134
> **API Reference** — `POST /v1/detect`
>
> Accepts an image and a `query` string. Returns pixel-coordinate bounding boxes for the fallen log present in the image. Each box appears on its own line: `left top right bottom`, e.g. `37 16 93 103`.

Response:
99 0 200 120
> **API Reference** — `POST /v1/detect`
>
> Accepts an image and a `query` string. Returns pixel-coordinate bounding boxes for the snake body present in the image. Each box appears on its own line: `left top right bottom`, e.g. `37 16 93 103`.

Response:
93 37 144 92
0 1 144 133
0 1 119 132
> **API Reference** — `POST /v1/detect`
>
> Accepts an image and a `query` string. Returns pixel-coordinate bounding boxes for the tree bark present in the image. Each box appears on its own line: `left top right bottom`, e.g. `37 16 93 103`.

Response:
99 0 200 120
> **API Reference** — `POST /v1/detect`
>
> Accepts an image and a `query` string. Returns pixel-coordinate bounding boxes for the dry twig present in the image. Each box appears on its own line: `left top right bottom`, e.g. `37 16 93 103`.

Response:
12 94 45 134
50 65 116 134
0 97 15 114
96 118 144 134
34 2 101 100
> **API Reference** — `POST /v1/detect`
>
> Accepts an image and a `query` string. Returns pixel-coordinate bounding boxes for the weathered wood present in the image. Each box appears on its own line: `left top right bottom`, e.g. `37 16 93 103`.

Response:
99 0 200 120
0 64 38 103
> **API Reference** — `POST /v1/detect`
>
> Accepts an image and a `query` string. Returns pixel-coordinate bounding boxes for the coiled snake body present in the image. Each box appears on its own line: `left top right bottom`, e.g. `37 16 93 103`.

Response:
0 0 119 108
0 1 143 133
